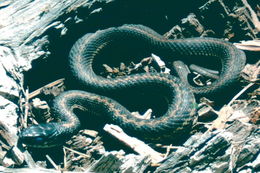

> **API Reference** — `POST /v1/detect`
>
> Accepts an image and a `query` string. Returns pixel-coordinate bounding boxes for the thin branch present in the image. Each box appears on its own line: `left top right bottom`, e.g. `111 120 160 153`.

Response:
227 82 255 107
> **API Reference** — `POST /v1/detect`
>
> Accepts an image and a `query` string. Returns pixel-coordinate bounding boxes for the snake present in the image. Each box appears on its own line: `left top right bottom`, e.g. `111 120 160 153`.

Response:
19 24 246 148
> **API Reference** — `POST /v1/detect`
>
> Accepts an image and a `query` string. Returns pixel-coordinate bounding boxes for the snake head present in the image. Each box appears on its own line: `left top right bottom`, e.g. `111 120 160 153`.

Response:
19 123 63 148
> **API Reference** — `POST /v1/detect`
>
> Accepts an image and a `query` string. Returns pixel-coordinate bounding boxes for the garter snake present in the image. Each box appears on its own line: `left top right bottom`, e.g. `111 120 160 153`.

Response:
20 24 246 148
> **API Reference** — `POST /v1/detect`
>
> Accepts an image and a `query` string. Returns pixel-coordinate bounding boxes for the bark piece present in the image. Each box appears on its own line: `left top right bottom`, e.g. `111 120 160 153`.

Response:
155 120 259 173
88 152 151 173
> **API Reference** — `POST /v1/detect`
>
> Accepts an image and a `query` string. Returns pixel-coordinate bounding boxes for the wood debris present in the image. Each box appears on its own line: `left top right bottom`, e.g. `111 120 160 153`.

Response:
241 60 260 82
103 124 164 164
0 0 259 172
234 40 260 51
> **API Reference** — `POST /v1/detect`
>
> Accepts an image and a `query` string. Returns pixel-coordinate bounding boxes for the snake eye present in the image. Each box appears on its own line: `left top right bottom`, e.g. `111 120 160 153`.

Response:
35 137 44 143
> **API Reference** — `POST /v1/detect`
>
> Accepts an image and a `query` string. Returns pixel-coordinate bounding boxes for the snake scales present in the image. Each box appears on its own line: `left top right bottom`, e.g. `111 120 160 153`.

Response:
20 24 246 148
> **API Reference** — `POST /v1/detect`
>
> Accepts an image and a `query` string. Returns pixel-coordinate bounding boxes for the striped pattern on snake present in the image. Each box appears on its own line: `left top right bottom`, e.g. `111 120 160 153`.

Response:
19 24 246 148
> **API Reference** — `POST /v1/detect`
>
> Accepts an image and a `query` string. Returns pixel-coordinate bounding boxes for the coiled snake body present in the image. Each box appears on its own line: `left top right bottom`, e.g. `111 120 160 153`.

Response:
20 25 246 148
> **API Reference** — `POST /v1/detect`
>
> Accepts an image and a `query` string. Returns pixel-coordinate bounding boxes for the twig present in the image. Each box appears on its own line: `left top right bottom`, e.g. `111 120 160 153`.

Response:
164 144 172 159
63 147 67 170
22 150 37 168
234 40 260 51
242 0 260 31
23 88 29 128
227 82 255 107
28 78 65 99
103 124 164 164
63 146 90 158
46 155 59 170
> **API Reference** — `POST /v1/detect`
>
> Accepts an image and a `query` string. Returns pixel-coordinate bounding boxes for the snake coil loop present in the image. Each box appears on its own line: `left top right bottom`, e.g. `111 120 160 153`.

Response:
20 25 246 148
